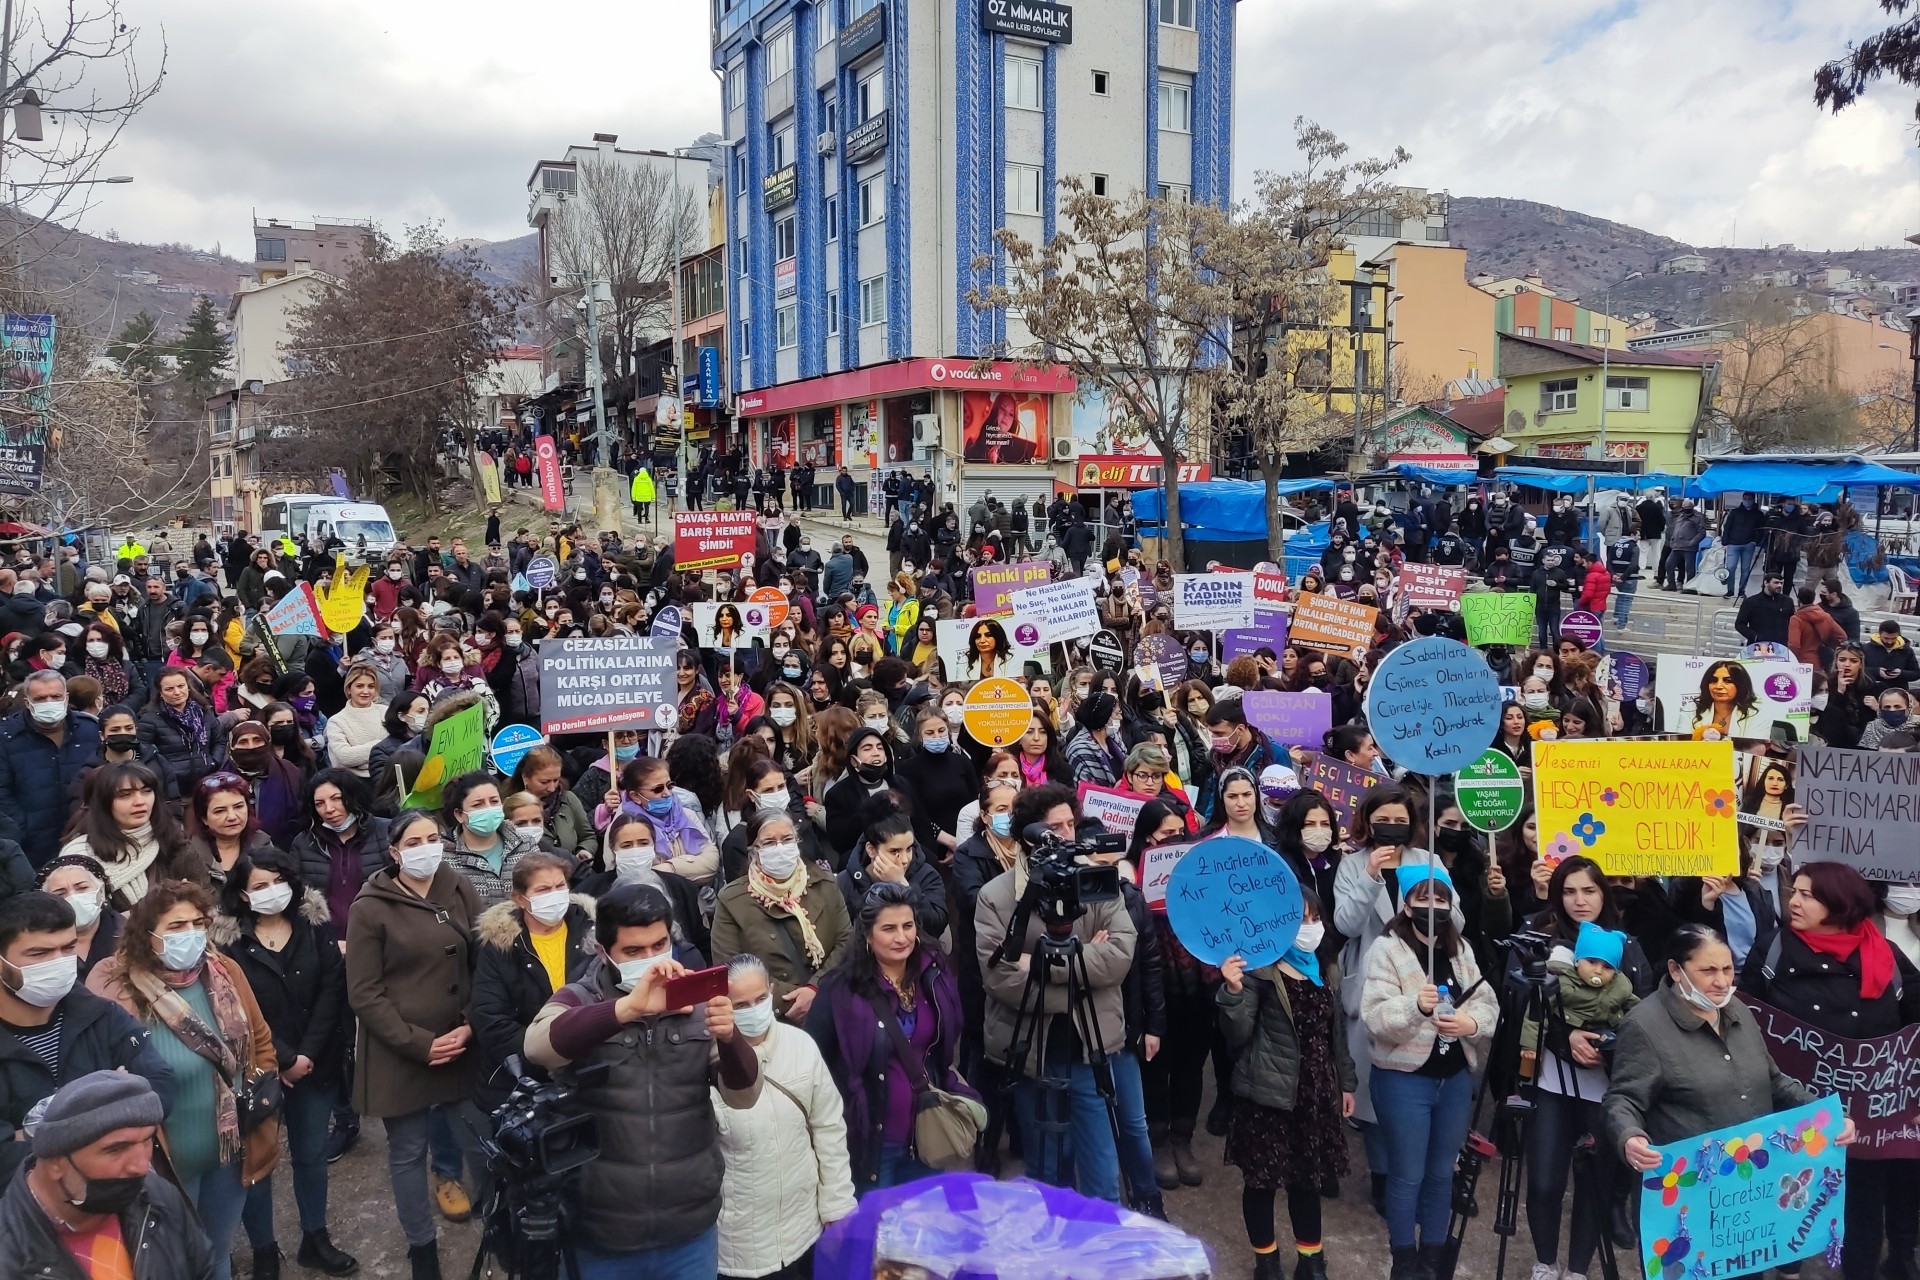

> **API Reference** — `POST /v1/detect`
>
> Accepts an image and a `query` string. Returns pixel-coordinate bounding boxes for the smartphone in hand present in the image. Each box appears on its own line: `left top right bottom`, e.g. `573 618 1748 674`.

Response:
663 965 730 1010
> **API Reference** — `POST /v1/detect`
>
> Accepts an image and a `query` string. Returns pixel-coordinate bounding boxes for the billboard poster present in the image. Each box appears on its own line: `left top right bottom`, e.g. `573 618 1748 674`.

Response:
961 389 1048 464
0 313 53 494
534 434 564 511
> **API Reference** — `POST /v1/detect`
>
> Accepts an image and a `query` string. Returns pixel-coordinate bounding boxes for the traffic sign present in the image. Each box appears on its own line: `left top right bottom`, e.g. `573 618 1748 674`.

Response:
1456 749 1524 833
489 723 546 778
526 557 557 589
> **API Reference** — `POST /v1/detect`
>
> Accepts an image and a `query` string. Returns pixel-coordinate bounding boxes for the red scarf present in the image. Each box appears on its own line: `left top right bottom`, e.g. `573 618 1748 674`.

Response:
1797 920 1896 1000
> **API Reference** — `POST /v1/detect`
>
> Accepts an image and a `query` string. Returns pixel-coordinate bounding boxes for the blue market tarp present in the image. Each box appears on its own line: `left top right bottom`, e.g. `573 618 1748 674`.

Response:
1692 458 1920 497
1847 529 1890 586
1392 465 1483 488
1283 520 1330 582
1133 479 1336 541
1493 466 1696 495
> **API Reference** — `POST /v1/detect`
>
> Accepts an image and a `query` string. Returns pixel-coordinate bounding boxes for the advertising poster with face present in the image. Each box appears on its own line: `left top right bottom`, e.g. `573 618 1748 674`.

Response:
1654 656 1812 743
961 390 1049 464
936 617 1052 681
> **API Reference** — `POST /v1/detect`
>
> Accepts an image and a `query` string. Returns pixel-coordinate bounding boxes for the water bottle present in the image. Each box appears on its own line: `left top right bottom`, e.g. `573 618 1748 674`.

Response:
1433 984 1457 1055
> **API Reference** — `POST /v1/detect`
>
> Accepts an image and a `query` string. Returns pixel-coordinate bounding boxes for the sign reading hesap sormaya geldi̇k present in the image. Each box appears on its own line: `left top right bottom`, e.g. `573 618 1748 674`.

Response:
1532 739 1740 877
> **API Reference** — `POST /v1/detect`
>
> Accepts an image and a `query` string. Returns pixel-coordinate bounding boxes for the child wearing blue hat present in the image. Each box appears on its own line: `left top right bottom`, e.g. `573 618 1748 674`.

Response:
1520 920 1639 1062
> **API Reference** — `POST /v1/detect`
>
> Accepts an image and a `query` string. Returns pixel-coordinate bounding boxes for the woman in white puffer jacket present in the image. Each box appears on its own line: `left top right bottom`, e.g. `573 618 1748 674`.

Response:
713 953 857 1280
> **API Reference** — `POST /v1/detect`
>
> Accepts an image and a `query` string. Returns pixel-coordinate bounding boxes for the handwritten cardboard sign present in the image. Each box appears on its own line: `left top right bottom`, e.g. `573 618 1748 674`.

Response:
1140 840 1194 910
1078 783 1147 840
1241 690 1333 748
1301 753 1381 837
1532 739 1740 876
1792 745 1920 882
1164 835 1303 967
1461 592 1535 647
1364 636 1502 774
1638 1095 1847 1280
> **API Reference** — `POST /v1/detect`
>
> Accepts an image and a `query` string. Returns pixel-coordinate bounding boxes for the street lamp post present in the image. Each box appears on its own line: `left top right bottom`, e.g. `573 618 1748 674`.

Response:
1590 270 1643 552
1908 307 1920 453
1456 346 1478 379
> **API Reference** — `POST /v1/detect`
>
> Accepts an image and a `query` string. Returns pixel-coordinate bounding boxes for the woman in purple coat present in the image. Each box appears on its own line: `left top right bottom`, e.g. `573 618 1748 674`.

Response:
806 880 975 1193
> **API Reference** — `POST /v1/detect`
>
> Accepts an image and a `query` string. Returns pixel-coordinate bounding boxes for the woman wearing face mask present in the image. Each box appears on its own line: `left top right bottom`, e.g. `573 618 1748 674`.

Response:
368 691 431 811
289 769 395 934
893 706 979 860
836 802 948 940
1359 865 1499 1280
1609 923 1849 1199
170 615 236 712
1735 863 1920 1280
343 810 482 1277
717 759 825 884
38 853 122 979
59 760 197 911
713 952 857 1279
761 682 815 780
1860 682 1920 750
569 727 643 817
362 623 412 699
323 662 388 779
469 851 596 1118
508 745 595 861
805 880 975 1193
264 698 320 780
88 878 280 1280
85 703 179 803
184 772 278 894
712 807 851 1026
224 718 307 847
440 771 540 910
215 849 358 1277
1331 786 1459 1210
574 811 712 959
141 666 221 788
1518 677 1560 737
1275 792 1347 961
600 755 719 884
823 726 935 867
1218 888 1355 1280
79 621 133 708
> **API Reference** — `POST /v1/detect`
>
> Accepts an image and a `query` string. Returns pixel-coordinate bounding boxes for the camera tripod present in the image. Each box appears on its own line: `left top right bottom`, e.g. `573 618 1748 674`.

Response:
980 917 1138 1210
466 1130 582 1280
1435 959 1621 1280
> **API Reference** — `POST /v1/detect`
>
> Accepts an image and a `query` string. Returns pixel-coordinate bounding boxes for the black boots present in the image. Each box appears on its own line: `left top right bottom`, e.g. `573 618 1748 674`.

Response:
1150 1121 1178 1190
1390 1245 1423 1280
1292 1253 1329 1280
1169 1121 1203 1187
297 1230 360 1275
1251 1253 1283 1280
408 1241 441 1280
1418 1242 1446 1280
251 1247 280 1280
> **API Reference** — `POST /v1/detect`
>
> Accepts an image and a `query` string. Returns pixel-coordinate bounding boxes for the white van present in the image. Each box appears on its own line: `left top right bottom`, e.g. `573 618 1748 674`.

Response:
260 494 401 556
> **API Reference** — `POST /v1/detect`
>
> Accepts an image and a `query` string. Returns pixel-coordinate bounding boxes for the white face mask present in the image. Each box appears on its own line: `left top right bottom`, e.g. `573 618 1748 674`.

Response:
247 882 294 917
1292 920 1326 954
1676 969 1734 1012
440 658 464 676
29 700 66 726
1300 827 1335 854
526 888 571 925
399 842 443 881
758 841 802 880
64 889 102 931
375 639 396 655
6 953 76 1008
513 823 546 844
1523 692 1550 712
754 791 788 816
404 712 428 734
615 847 658 882
732 996 776 1038
84 641 108 660
769 706 797 727
1886 886 1920 917
1757 843 1787 871
615 951 668 993
865 716 890 734
1812 693 1831 711
942 705 965 725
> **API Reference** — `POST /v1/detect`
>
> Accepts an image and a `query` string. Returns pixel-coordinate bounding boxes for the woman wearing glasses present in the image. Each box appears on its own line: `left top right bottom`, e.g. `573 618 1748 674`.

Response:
185 772 279 895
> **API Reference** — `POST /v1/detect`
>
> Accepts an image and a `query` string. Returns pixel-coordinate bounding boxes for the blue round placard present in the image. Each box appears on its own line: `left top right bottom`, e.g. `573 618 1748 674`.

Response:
1363 635 1502 775
1164 835 1303 968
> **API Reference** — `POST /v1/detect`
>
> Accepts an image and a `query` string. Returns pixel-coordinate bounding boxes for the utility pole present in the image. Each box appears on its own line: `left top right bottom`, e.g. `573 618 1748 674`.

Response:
582 277 611 467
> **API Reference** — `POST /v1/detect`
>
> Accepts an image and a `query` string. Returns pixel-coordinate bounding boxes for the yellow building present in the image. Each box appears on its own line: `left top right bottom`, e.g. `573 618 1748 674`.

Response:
1372 243 1498 397
1495 332 1711 473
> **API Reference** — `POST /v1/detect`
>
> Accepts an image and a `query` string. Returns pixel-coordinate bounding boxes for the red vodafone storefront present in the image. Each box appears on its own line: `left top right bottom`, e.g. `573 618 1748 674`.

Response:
737 357 1077 509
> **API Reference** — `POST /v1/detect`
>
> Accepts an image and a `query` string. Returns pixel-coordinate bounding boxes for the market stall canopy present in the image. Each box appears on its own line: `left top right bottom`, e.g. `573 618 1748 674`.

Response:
1390 464 1484 488
1493 466 1697 495
1691 455 1920 498
1133 478 1338 540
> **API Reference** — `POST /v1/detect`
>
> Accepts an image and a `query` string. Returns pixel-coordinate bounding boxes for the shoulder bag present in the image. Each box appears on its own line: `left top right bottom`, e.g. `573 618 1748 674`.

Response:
870 998 985 1171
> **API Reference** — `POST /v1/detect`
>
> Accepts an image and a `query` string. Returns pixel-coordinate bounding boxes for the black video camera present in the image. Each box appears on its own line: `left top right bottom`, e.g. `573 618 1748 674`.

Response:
489 1057 605 1181
1019 825 1124 926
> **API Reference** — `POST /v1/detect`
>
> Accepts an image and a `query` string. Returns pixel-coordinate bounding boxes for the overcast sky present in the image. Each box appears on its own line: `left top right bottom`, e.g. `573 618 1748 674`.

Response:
69 0 1920 255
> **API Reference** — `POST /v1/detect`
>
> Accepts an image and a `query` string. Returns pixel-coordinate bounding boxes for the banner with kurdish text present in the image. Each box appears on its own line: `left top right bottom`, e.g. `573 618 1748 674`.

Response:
1639 1096 1846 1280
1745 998 1920 1160
1532 738 1739 876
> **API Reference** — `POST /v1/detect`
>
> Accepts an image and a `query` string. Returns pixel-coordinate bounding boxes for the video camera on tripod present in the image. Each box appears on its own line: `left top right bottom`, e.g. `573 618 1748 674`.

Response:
990 825 1124 965
469 1055 609 1280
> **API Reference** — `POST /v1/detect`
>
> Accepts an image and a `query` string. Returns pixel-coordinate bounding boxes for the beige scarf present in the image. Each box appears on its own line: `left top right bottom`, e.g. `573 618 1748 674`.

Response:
97 823 161 910
746 861 827 968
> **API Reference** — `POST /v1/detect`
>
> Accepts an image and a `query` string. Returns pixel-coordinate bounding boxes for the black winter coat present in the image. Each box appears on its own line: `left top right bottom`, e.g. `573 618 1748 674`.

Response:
216 889 348 1088
0 1163 214 1279
0 986 176 1182
291 815 394 911
138 702 220 792
1740 925 1920 1038
0 711 101 866
469 897 599 1109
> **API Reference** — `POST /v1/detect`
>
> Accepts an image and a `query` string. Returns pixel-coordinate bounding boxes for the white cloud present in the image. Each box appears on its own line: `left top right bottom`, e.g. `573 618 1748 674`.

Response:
67 0 1920 253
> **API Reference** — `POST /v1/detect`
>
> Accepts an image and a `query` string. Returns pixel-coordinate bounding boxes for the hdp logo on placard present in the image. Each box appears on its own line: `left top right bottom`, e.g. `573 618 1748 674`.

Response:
1014 623 1040 647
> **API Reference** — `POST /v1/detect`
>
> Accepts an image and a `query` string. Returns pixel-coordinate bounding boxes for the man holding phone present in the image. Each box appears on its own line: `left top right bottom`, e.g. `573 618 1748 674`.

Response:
526 883 761 1280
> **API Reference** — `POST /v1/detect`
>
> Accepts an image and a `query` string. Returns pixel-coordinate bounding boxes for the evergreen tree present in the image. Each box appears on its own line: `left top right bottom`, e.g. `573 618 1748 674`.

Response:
105 311 165 383
170 294 231 404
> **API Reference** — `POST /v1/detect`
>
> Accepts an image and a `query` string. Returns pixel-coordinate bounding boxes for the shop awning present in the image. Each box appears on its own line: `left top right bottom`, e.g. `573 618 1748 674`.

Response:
1134 478 1337 540
1391 465 1484 488
1691 456 1920 497
1494 466 1697 495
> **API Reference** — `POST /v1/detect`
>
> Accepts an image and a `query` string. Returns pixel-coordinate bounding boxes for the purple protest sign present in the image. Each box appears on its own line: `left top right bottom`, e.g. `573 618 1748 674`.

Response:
1241 690 1332 748
1135 634 1187 691
971 561 1052 615
1608 650 1648 701
1559 610 1603 648
1223 613 1289 661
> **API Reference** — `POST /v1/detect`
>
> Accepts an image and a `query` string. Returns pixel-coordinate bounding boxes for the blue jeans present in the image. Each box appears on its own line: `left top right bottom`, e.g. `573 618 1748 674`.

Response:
1370 1067 1476 1249
1011 1057 1123 1203
1612 577 1637 627
577 1225 719 1279
1725 541 1761 596
1107 1049 1158 1206
429 1103 463 1181
873 1144 935 1193
182 1159 248 1280
242 1079 337 1246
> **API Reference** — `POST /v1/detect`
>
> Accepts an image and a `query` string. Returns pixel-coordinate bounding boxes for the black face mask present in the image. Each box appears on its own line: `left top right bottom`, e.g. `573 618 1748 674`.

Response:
1435 827 1478 857
853 760 889 784
66 1172 145 1216
105 734 139 753
268 724 300 749
1371 820 1413 847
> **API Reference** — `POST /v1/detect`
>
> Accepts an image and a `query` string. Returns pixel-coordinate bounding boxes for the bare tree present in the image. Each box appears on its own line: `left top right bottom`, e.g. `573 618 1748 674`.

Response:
1195 120 1421 558
542 157 701 386
1714 288 1857 451
974 183 1219 570
275 225 522 503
